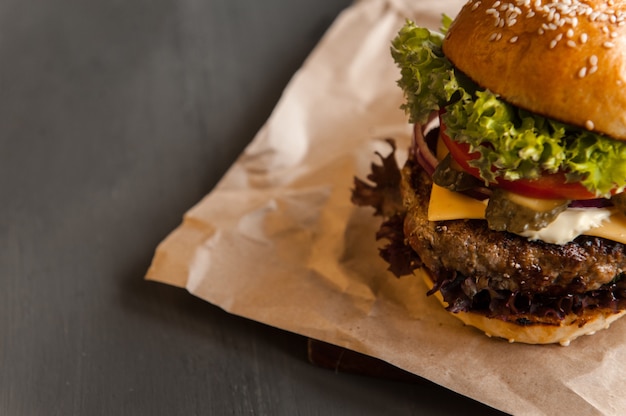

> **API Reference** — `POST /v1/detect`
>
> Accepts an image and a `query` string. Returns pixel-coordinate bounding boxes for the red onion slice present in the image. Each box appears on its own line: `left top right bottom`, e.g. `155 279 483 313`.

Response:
462 187 492 201
568 198 613 208
415 149 436 176
412 112 440 176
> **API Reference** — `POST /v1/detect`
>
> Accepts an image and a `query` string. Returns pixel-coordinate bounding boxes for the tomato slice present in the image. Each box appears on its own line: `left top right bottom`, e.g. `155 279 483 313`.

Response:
439 120 599 200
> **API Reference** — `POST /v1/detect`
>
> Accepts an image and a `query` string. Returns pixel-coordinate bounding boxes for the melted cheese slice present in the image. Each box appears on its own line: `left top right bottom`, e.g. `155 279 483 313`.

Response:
428 184 487 220
428 184 626 245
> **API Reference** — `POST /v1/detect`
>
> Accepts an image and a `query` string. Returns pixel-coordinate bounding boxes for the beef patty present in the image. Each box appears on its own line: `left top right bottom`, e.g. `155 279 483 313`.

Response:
401 160 626 297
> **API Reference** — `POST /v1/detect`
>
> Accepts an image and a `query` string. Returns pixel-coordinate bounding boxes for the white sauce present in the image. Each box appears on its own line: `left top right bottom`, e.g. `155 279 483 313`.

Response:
520 207 612 245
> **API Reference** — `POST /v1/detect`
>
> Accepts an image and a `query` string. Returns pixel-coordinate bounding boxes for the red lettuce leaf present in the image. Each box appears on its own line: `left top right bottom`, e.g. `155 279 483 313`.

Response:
351 140 421 277
351 139 403 218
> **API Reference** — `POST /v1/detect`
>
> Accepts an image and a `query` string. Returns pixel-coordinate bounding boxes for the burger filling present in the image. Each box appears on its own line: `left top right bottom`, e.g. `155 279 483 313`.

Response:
351 142 626 324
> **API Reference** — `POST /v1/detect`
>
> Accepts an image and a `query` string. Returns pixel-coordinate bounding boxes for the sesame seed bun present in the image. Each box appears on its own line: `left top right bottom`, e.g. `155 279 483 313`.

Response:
417 267 626 346
442 0 626 140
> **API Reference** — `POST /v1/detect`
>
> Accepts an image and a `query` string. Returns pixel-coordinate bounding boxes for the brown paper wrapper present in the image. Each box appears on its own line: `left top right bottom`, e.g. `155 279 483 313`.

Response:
146 1 626 414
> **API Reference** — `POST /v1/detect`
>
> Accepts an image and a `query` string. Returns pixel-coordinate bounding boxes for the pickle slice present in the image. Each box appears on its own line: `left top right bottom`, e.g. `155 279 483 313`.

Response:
486 189 570 233
612 192 626 215
432 154 483 192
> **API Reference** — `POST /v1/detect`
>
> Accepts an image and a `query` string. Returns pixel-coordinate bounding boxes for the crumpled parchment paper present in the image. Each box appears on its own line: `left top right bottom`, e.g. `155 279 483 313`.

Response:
146 1 626 414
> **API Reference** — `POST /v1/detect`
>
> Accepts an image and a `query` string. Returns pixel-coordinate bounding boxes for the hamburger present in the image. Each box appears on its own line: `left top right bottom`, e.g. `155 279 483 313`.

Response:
353 0 626 345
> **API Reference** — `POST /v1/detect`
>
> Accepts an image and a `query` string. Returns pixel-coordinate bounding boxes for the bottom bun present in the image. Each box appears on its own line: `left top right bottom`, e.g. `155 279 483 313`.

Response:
417 268 626 346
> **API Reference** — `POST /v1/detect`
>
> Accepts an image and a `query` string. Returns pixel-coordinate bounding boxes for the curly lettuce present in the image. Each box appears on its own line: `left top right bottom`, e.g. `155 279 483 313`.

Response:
390 20 457 124
391 20 626 197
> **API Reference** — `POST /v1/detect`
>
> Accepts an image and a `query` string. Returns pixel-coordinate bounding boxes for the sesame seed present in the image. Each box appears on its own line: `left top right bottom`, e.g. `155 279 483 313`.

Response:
588 66 598 75
578 67 587 78
585 120 595 131
589 55 598 66
479 0 623 63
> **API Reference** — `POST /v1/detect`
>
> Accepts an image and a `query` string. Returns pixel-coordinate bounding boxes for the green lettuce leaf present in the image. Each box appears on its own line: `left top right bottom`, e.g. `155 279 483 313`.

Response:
390 20 457 124
391 20 626 197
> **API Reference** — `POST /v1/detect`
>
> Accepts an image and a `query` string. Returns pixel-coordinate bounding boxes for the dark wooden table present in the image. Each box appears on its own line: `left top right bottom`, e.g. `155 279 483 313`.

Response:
0 1 507 414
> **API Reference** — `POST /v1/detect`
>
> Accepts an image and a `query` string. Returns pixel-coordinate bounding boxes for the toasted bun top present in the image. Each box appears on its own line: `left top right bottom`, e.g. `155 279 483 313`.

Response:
442 0 626 140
